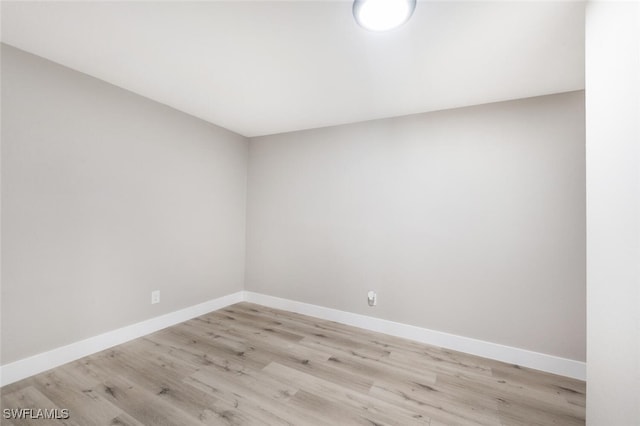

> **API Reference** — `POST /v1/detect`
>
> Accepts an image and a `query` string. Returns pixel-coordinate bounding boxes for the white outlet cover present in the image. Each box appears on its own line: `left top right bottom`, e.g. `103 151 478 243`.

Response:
151 290 160 304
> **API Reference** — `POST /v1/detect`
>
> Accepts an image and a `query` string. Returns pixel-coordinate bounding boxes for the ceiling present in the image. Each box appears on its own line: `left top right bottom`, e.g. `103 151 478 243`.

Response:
1 1 585 137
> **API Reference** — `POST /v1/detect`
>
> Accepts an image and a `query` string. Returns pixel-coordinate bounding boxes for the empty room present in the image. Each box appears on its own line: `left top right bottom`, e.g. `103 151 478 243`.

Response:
1 1 638 425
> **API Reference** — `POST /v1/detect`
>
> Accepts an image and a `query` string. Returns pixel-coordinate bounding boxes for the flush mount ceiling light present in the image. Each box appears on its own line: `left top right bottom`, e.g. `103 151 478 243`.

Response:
353 0 417 32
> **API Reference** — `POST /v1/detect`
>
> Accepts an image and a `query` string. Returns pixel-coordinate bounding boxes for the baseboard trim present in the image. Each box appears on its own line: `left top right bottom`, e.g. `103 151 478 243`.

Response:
0 291 244 387
243 291 586 380
1 290 585 386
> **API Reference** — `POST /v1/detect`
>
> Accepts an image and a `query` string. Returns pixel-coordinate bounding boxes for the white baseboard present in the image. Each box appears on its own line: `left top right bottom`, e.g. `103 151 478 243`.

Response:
243 291 586 381
1 290 585 386
0 291 244 387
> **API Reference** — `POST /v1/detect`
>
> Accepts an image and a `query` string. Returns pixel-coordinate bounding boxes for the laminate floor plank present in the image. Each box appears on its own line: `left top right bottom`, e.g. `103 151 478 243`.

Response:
90 348 233 425
179 317 331 368
88 373 203 426
262 361 430 426
286 389 385 426
30 370 125 425
436 371 584 420
106 413 146 426
368 382 500 426
297 338 439 387
222 307 389 360
185 367 320 425
1 302 585 425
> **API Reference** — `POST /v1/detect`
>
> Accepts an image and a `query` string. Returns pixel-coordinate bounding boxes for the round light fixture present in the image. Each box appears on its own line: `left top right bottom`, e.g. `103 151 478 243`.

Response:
353 0 417 32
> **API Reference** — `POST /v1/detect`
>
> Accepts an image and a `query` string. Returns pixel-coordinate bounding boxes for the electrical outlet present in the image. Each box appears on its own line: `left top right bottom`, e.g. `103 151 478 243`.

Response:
367 290 377 307
151 290 160 304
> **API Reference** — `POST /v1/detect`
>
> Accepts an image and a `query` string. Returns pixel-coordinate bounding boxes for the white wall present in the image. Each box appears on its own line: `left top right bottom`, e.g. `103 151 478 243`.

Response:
247 91 586 361
1 45 248 364
585 2 640 424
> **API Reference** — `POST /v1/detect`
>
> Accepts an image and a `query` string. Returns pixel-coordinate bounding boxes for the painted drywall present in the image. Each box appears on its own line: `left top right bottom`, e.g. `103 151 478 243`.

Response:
585 2 640 424
246 91 586 361
1 45 248 364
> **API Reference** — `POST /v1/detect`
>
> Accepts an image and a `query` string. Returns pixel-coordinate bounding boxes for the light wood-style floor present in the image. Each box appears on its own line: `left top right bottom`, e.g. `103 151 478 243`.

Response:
1 302 585 425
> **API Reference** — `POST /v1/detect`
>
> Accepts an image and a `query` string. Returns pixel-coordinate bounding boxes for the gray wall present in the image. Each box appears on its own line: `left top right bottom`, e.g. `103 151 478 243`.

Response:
247 91 586 361
586 2 640 424
1 44 587 368
1 45 248 364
